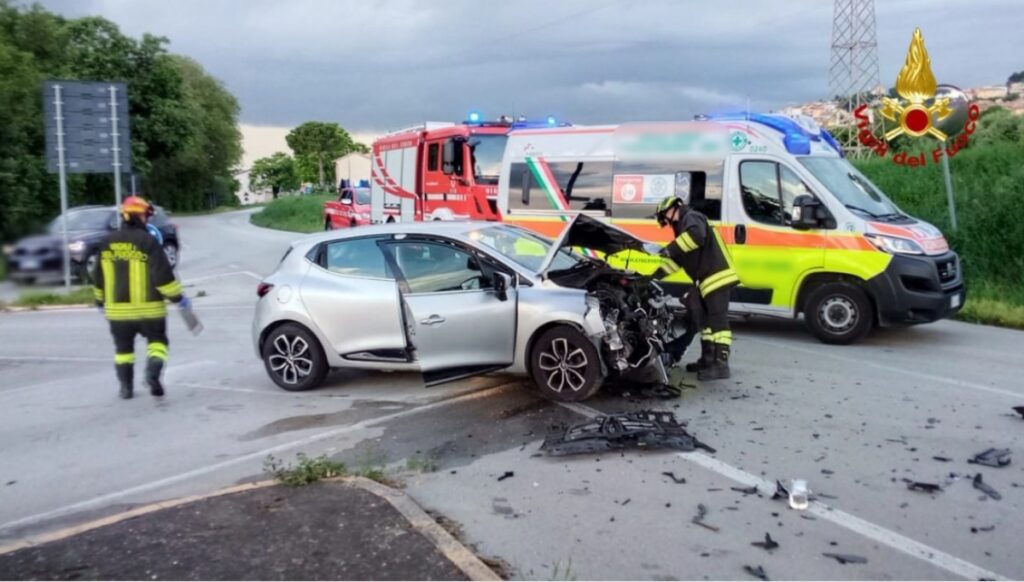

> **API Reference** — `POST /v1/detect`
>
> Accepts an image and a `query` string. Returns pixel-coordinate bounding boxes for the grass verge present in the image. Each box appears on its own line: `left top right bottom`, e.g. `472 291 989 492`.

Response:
0 258 6 282
955 281 1024 330
9 286 95 308
169 205 245 217
249 194 331 233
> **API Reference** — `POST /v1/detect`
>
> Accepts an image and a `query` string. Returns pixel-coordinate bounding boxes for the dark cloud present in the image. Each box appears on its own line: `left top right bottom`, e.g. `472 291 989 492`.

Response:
39 0 1024 132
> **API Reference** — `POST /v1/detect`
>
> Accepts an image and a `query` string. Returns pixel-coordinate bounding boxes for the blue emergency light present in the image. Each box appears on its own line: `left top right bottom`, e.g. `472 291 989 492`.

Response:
704 112 844 157
546 115 557 126
467 111 482 123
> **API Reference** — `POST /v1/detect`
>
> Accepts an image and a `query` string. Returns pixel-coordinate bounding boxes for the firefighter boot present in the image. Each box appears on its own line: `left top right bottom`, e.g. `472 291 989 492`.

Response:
116 363 133 399
697 344 731 381
685 340 714 372
146 358 165 397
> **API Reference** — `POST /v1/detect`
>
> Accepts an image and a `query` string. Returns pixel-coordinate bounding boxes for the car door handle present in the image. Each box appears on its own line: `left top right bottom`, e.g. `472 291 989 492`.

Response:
420 314 446 326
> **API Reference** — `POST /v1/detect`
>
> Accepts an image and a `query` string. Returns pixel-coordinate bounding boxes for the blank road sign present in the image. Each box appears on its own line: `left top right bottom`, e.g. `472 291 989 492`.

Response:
43 80 132 174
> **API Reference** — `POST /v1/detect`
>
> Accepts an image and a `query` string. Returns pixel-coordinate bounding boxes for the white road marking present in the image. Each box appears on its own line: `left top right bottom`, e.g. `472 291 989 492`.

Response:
176 382 300 397
0 382 515 534
557 401 1008 582
182 270 263 284
0 360 215 399
0 356 108 363
741 336 1022 400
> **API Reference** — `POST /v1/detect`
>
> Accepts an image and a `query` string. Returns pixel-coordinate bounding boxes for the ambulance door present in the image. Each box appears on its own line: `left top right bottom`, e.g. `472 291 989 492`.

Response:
725 156 825 315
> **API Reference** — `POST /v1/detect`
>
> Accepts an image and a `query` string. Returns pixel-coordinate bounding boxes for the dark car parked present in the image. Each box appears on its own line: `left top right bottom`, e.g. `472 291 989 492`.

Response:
2 205 179 284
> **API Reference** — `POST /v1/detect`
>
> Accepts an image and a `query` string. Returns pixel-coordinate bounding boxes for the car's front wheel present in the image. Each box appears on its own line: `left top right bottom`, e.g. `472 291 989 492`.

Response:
529 325 603 402
262 323 329 391
804 282 874 344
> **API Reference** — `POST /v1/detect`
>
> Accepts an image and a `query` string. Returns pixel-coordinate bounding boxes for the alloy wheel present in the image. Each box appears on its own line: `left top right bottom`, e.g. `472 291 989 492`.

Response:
537 337 589 393
268 334 313 386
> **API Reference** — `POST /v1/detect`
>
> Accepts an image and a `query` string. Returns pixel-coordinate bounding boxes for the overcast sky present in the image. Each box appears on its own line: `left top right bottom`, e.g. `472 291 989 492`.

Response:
39 0 1024 135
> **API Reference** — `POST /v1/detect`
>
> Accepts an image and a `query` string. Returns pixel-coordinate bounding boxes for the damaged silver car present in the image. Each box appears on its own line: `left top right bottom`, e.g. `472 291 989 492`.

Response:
253 214 688 401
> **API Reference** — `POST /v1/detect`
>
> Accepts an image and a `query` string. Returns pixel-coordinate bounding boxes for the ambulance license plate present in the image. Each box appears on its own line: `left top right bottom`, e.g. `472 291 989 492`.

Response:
950 294 961 309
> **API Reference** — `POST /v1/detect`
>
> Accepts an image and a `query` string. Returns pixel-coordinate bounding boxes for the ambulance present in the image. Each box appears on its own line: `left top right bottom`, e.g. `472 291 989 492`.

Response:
497 113 964 344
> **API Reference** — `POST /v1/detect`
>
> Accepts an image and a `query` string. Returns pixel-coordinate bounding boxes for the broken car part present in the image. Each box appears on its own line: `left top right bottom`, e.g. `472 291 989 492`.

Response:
822 553 868 565
743 565 769 580
539 410 714 456
497 471 514 482
1013 406 1024 419
772 480 790 501
967 448 1011 468
691 503 719 532
662 471 687 484
973 473 1001 501
904 480 943 493
788 479 809 510
751 533 779 551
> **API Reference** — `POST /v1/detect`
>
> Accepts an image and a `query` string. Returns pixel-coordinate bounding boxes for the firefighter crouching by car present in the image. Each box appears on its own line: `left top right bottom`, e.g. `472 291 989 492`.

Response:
92 196 190 399
652 195 739 381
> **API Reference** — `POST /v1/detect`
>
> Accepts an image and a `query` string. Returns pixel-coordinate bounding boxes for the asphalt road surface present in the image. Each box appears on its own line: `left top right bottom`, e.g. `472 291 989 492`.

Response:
1 209 1022 580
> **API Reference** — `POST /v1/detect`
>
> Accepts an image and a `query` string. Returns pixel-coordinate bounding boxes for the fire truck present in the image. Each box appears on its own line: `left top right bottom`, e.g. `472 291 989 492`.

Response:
369 114 565 223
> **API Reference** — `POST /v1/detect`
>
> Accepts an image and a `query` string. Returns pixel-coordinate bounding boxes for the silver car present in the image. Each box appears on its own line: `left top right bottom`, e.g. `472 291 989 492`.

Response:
252 214 687 401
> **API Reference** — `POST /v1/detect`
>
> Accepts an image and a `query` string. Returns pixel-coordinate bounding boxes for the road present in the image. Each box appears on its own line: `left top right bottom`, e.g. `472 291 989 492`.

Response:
1 209 1022 580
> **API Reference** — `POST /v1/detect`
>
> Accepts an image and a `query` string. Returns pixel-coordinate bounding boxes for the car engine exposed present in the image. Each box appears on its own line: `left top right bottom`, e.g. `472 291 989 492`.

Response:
549 261 685 378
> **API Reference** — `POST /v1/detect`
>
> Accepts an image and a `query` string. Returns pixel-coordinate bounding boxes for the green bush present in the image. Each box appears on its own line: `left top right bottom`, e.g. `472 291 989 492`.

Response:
264 453 346 486
10 286 95 308
249 194 331 233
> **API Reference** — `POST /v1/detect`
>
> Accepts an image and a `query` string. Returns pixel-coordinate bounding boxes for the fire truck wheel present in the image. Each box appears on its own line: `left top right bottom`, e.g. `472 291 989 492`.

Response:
529 325 603 402
804 281 874 345
323 219 332 231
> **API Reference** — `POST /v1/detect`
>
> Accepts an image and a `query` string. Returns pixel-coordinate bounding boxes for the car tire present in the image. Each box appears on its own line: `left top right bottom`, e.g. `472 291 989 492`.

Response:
324 219 332 231
804 282 874 345
77 250 99 284
529 325 604 402
262 323 329 391
163 243 179 269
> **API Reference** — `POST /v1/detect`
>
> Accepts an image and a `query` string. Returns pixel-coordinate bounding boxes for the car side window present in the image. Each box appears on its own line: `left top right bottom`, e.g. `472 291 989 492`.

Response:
322 238 392 279
390 241 491 294
779 166 814 226
739 161 783 225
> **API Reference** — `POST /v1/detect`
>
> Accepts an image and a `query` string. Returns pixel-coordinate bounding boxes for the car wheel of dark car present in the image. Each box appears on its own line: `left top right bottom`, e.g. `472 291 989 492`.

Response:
262 323 329 391
163 243 178 269
805 282 874 345
529 325 603 402
77 250 99 283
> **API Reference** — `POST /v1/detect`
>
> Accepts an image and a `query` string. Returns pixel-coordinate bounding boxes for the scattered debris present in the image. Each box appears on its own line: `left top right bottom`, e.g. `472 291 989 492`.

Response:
731 485 759 495
971 525 996 533
968 448 1011 468
1012 406 1024 419
497 471 514 482
821 469 834 475
973 473 1001 500
662 471 686 484
751 533 779 551
823 553 868 565
539 410 715 456
620 498 631 506
932 456 952 462
904 479 942 493
691 503 719 532
743 565 769 580
772 480 790 501
4 480 15 486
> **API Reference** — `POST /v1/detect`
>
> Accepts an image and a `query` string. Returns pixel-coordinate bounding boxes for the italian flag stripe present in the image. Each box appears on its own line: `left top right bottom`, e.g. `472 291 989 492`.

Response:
525 156 598 258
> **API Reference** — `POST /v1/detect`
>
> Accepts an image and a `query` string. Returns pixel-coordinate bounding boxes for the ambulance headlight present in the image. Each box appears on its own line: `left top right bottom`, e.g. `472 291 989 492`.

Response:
864 234 924 255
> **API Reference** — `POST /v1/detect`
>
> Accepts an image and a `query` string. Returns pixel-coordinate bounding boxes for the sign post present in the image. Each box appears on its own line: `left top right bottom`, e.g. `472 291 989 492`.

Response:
52 83 71 291
941 143 957 231
109 85 124 223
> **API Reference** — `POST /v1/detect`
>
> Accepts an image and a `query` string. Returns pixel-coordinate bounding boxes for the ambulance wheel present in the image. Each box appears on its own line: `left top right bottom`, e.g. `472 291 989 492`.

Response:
804 282 874 345
529 325 603 402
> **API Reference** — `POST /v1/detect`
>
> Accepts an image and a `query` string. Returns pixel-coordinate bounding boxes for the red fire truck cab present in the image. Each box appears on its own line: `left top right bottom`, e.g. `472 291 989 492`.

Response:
370 115 567 223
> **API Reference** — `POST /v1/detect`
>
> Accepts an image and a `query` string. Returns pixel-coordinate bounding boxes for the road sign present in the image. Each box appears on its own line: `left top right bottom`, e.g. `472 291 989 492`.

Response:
43 80 132 174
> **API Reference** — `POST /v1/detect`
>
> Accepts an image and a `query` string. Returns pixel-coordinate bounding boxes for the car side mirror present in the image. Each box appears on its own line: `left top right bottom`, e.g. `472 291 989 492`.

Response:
494 272 512 302
340 196 353 205
791 195 823 230
442 140 456 175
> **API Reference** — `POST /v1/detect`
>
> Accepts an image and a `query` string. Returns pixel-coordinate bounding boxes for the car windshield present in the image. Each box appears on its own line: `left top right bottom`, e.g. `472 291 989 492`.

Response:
48 209 112 232
469 134 507 185
355 188 370 205
798 157 905 220
468 225 581 273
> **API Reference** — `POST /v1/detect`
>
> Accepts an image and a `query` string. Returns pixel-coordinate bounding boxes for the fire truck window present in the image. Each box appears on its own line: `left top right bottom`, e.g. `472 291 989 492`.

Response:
779 165 813 226
740 161 783 225
323 238 392 279
427 143 439 172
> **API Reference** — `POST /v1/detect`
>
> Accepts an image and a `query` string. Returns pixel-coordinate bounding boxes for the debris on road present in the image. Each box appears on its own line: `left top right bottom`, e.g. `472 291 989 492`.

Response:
539 410 714 456
932 456 952 462
497 471 514 482
967 448 1011 468
971 525 996 533
1012 406 1024 419
691 503 719 532
751 533 779 551
731 485 759 495
822 553 868 565
973 473 1002 500
772 480 790 501
662 471 686 484
904 480 942 493
743 565 769 580
788 479 810 510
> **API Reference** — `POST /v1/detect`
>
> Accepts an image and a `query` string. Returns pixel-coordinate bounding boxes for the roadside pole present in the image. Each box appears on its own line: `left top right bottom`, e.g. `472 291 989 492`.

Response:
941 141 957 231
109 85 124 226
53 83 71 291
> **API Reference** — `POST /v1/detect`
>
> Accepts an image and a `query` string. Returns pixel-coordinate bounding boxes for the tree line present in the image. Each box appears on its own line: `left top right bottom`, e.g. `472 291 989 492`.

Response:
251 122 369 198
0 1 242 242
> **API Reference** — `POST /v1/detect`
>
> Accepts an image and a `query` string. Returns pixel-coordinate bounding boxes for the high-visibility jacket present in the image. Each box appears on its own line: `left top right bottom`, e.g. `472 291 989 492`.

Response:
658 208 740 297
92 224 183 321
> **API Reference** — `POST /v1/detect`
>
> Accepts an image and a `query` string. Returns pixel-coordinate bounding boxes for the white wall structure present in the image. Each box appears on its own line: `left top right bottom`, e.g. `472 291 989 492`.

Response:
334 153 372 187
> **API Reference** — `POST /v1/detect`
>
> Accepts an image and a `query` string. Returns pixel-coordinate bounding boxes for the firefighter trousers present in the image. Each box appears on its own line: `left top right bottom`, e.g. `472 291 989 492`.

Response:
697 287 731 347
110 318 169 366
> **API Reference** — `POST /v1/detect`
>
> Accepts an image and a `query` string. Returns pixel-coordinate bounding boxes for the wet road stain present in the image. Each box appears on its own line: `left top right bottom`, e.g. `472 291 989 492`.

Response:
238 400 413 442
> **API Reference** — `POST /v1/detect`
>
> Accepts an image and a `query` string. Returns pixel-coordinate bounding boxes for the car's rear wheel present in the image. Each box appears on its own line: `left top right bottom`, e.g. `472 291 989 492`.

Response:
804 282 874 344
262 323 329 391
529 325 603 402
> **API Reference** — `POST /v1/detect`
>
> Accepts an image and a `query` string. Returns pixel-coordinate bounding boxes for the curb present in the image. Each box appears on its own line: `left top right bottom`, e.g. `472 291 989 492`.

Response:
0 477 501 582
1 303 92 313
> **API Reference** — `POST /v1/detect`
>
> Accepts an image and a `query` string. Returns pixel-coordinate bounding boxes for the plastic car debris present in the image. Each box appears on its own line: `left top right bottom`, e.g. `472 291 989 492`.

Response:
539 410 714 456
662 471 687 484
751 533 779 551
823 553 868 564
932 456 952 462
967 448 1011 468
692 503 719 532
973 473 1001 500
497 471 514 481
971 525 995 533
788 479 809 510
1013 406 1024 419
744 565 769 580
732 485 759 495
772 480 790 501
904 479 942 493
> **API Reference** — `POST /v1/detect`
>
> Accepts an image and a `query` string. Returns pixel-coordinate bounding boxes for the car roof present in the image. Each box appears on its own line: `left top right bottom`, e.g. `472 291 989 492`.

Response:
297 221 514 247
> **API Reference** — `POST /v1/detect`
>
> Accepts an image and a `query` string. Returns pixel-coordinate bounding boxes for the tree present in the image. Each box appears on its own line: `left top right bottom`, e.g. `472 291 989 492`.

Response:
285 122 358 188
251 153 298 198
1008 70 1024 84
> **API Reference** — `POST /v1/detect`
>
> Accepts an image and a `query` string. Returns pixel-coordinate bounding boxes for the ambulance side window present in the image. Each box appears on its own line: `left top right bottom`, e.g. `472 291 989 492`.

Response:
508 161 613 214
739 161 784 225
779 166 814 226
611 163 722 220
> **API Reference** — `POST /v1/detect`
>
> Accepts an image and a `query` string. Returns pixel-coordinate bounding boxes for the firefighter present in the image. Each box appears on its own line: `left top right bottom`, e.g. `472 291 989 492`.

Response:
92 196 189 399
653 195 739 380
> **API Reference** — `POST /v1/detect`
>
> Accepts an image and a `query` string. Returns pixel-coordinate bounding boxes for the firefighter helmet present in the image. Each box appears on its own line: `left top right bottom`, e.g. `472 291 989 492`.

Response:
655 196 684 227
121 196 154 222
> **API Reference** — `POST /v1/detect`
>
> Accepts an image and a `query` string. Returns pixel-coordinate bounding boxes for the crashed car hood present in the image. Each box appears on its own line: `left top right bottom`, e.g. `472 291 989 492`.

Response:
537 213 648 277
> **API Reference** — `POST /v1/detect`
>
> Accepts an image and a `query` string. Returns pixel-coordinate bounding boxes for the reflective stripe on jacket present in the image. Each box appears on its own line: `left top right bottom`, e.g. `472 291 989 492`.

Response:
92 224 182 321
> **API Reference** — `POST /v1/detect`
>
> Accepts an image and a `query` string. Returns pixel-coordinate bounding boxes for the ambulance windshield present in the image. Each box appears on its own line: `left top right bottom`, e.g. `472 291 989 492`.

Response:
799 157 905 220
469 135 508 185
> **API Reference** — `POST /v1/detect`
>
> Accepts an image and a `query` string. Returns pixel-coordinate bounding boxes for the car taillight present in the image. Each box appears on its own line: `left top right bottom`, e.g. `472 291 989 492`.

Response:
257 282 274 298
